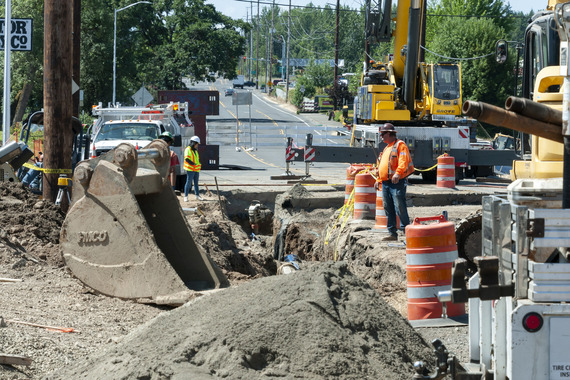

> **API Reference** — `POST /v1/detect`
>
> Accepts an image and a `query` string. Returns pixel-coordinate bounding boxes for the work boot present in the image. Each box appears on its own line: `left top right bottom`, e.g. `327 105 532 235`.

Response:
382 234 398 241
184 197 188 202
196 195 204 201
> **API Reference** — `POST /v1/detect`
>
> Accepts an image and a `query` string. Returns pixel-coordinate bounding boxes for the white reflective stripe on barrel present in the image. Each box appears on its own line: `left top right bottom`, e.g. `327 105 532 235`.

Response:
406 250 458 265
438 164 455 169
355 187 376 193
407 284 451 299
354 203 375 210
346 180 354 185
437 177 455 181
375 209 386 216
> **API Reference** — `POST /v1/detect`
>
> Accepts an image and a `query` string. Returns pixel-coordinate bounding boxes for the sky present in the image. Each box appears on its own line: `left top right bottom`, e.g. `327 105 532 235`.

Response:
205 0 541 22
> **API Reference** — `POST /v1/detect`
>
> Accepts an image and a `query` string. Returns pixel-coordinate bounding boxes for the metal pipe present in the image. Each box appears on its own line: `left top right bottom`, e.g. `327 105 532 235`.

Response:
137 149 161 160
462 100 563 144
505 96 563 126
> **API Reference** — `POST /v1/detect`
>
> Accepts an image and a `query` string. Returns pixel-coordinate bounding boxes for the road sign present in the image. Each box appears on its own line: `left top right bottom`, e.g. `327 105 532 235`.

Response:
132 86 153 106
72 80 79 95
232 91 252 106
0 19 32 51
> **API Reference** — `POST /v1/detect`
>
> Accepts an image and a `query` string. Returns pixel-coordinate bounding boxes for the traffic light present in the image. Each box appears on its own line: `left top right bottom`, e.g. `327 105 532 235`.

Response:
243 56 246 61
495 40 508 64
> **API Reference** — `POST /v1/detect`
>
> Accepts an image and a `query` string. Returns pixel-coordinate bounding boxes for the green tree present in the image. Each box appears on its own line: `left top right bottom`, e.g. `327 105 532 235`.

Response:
290 75 316 107
427 16 513 105
304 60 334 89
80 0 247 109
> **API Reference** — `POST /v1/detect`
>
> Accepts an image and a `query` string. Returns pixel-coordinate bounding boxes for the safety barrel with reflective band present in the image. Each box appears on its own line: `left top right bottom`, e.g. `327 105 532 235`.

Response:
405 215 465 320
436 154 455 188
345 163 373 204
353 172 376 220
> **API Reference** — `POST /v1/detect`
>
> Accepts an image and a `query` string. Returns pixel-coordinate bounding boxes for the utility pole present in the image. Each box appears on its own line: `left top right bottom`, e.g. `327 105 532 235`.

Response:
333 0 340 111
256 0 260 88
244 8 249 76
270 0 274 86
265 26 269 90
247 1 253 80
72 0 81 117
285 0 291 102
44 0 73 205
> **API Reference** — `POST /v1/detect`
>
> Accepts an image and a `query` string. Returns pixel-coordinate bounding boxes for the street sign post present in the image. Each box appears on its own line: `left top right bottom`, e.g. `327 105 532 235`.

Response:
132 86 153 106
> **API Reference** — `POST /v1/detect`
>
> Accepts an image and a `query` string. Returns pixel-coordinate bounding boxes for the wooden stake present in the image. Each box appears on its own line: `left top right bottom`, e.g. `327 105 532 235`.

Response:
214 177 225 218
6 319 77 333
0 278 22 282
0 353 32 366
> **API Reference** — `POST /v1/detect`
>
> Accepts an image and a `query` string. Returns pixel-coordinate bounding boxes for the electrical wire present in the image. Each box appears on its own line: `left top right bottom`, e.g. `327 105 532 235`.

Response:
421 45 494 61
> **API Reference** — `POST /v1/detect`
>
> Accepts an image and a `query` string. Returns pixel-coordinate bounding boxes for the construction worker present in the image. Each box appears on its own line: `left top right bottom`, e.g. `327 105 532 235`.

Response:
184 136 202 201
22 152 43 192
159 131 179 190
376 123 414 241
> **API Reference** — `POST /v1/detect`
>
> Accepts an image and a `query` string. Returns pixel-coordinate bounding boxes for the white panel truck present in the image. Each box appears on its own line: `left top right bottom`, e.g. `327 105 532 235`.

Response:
89 102 194 184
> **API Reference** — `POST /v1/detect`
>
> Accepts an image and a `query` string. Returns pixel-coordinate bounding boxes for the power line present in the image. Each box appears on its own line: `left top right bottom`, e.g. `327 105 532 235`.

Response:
421 45 494 61
234 0 530 19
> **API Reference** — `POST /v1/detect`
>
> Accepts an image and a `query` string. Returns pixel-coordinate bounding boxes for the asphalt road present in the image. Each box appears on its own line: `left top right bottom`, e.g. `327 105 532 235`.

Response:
185 78 510 198
189 78 354 186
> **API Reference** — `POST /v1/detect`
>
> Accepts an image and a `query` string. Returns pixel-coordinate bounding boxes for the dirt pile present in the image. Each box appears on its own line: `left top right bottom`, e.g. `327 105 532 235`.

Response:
0 182 64 268
49 262 434 380
184 199 277 284
272 184 339 261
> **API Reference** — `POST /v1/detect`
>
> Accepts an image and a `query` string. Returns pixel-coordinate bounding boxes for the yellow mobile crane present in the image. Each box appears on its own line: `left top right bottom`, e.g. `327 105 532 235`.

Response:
357 0 462 124
353 0 517 182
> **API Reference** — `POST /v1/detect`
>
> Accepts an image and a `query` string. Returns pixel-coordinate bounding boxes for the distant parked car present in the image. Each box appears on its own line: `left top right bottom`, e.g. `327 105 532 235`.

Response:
224 88 234 97
244 80 256 87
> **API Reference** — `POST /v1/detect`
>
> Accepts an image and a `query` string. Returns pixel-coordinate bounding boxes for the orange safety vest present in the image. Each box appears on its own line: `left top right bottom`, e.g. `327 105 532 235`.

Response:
183 146 201 172
377 139 414 181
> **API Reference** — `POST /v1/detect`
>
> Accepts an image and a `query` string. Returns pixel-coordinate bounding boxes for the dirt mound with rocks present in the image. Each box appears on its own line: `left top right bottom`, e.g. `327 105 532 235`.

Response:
0 182 64 268
49 262 434 380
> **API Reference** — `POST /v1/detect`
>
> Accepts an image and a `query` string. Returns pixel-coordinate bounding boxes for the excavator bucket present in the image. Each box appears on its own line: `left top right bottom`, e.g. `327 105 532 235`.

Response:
60 141 228 301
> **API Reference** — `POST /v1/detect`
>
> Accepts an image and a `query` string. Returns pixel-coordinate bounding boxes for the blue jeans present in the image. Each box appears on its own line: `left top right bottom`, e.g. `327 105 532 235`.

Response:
184 171 200 197
382 179 410 236
22 163 43 189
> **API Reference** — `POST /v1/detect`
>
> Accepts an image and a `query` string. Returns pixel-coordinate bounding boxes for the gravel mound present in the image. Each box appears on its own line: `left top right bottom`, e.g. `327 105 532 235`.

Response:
49 262 433 379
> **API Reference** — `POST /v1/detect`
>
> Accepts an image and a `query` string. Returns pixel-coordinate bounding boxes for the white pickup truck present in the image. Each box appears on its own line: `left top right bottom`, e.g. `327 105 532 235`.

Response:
89 102 194 179
232 75 244 89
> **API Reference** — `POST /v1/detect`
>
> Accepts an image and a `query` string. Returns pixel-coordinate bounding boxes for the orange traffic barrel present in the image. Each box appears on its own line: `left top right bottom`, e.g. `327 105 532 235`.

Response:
436 154 455 188
373 187 386 229
373 186 399 230
345 164 373 204
405 215 465 320
353 172 376 220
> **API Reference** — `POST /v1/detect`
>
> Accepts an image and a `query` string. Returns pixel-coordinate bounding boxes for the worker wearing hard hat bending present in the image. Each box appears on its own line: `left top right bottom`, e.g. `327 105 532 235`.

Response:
184 136 203 202
376 123 414 241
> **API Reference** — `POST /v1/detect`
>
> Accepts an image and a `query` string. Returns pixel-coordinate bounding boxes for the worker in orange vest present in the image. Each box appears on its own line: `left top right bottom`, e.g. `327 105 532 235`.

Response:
183 136 203 202
376 123 414 241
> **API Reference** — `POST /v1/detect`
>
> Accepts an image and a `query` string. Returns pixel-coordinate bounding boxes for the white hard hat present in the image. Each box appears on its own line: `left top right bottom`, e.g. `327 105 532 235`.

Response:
190 136 200 144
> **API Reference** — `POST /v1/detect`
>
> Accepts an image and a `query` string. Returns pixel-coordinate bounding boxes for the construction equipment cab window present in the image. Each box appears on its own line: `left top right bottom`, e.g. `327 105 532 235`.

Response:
96 123 160 142
429 64 460 100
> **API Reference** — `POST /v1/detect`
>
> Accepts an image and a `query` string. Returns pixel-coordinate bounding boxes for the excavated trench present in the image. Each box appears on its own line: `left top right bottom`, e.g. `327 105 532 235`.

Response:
1 181 478 379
